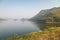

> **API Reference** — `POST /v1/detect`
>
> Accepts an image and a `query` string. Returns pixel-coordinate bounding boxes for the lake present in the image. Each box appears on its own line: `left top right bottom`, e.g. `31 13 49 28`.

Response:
0 20 45 40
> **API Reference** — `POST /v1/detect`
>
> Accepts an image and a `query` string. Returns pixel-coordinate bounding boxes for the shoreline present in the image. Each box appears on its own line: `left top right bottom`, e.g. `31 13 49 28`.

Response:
6 27 60 40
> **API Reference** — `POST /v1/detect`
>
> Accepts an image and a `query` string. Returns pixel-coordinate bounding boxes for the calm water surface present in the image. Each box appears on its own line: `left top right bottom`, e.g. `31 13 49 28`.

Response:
0 20 44 40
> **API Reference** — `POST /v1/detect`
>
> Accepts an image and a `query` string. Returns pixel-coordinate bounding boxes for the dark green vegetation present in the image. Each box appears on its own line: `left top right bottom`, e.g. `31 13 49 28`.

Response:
6 7 60 40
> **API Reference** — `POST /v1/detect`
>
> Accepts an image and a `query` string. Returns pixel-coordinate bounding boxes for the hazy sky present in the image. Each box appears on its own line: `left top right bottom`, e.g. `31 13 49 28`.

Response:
0 0 60 18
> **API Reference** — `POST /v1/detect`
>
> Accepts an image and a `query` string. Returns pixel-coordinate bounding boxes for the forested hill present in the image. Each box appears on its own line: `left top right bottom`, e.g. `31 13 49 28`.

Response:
31 7 60 21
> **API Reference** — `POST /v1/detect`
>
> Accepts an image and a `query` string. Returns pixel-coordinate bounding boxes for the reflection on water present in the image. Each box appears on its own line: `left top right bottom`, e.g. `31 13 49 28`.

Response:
31 21 46 30
31 21 60 30
0 20 40 40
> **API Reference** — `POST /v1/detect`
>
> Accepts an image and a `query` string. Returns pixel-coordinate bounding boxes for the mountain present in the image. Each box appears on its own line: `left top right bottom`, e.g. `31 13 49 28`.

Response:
31 7 60 22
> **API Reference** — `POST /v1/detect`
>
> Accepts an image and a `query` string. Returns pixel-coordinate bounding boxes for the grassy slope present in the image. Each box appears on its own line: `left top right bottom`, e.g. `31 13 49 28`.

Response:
50 8 60 17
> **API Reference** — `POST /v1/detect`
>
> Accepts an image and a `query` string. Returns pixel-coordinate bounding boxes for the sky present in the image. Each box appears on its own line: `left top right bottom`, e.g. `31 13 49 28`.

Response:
0 0 60 18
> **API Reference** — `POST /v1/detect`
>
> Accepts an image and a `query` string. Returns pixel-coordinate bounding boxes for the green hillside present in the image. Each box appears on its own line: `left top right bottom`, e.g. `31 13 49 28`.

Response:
50 7 60 17
31 7 60 22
